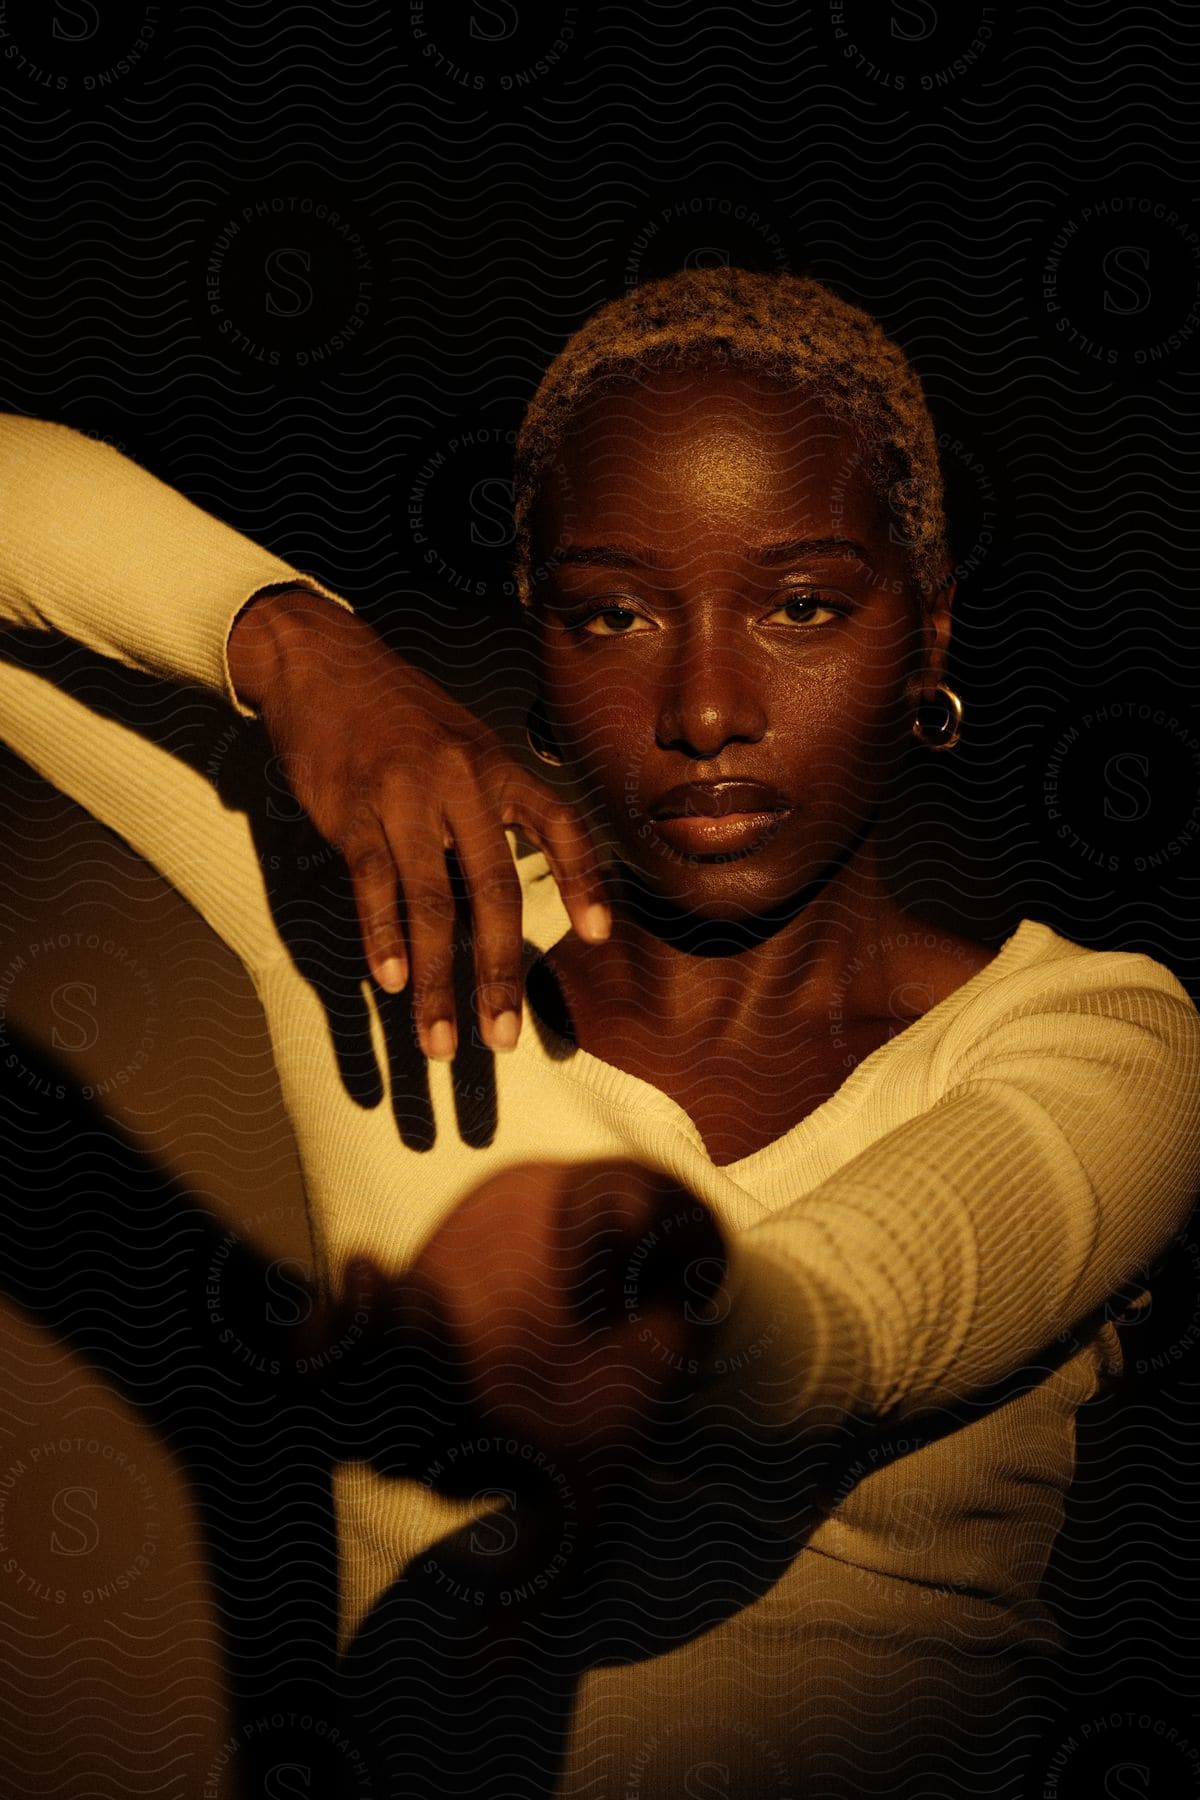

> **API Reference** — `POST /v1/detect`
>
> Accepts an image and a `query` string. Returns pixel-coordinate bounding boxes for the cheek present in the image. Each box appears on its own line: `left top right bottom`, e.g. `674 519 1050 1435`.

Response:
757 660 914 807
574 707 651 808
540 652 649 751
541 671 664 830
790 625 917 734
760 648 893 733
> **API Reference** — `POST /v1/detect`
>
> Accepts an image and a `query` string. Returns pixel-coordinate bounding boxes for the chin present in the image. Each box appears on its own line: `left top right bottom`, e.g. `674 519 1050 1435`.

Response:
609 829 834 925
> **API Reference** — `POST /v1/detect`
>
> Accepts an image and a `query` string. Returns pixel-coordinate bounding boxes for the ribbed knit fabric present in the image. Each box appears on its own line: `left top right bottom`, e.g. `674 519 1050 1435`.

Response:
4 416 1200 1796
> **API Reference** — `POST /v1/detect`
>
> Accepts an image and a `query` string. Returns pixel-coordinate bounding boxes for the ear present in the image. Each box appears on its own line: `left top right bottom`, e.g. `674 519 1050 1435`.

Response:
920 576 956 696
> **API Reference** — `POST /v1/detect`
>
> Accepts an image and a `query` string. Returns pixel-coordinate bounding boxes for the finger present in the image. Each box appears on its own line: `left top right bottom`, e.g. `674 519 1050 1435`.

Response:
444 802 525 1051
380 825 460 1061
503 780 611 945
343 828 408 993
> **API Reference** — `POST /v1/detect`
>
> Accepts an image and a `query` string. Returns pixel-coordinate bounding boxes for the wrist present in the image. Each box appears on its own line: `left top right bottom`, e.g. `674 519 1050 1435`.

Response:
227 584 358 711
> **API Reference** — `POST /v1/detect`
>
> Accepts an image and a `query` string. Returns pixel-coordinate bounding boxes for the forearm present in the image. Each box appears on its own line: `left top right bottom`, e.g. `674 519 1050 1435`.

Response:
0 417 354 971
692 961 1200 1441
0 415 351 710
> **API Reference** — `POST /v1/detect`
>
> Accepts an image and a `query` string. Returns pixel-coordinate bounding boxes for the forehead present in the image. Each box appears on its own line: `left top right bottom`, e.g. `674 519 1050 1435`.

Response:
544 368 883 543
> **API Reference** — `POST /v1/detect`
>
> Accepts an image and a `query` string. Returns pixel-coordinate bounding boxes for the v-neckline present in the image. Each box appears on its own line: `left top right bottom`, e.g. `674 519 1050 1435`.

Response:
520 917 1047 1177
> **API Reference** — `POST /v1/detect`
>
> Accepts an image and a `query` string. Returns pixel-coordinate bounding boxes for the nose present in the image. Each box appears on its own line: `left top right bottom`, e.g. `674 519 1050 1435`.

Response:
655 619 768 760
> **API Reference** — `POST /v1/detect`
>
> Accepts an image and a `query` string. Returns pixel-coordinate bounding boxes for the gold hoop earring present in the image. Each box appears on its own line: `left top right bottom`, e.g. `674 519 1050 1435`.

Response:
911 681 964 752
524 710 563 767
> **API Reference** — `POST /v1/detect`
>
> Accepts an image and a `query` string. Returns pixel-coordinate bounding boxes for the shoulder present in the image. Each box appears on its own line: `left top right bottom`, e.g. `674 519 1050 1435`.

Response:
928 916 1200 1083
898 910 1196 1012
994 918 1196 1012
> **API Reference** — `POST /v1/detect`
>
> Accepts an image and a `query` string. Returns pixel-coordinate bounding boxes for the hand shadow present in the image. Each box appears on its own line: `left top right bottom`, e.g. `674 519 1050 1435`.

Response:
0 633 501 1152
339 1405 834 1800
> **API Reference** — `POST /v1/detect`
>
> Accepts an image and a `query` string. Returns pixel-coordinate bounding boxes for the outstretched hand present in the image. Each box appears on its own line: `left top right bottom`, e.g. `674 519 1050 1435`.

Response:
317 1161 729 1493
409 1160 729 1464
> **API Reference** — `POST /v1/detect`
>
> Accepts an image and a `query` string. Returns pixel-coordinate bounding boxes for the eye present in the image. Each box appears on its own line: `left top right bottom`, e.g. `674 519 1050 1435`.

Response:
765 592 853 627
575 606 655 637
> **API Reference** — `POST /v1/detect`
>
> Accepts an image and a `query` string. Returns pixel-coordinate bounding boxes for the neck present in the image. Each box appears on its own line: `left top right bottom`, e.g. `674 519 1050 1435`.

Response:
546 825 914 1045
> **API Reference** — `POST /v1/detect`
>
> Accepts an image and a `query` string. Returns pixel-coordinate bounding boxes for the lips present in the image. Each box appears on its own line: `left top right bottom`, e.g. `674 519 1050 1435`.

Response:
649 779 790 820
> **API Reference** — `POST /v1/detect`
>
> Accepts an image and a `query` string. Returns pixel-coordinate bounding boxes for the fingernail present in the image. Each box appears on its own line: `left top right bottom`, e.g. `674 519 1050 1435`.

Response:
583 902 611 942
426 1019 456 1061
490 1010 520 1051
377 956 407 993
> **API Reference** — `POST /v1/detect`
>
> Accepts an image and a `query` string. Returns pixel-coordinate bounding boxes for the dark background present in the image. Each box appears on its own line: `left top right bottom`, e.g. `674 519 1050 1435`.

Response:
2 4 1199 1795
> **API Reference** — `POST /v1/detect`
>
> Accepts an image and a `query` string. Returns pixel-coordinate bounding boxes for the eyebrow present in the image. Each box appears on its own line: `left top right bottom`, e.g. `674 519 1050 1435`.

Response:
757 535 872 566
552 536 872 572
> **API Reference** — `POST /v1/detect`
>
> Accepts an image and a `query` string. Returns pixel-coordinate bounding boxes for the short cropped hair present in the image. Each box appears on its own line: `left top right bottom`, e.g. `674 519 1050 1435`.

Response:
512 266 950 605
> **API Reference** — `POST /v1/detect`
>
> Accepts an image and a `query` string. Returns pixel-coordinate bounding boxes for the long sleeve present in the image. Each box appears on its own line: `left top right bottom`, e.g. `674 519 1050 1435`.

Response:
0 415 354 714
0 414 353 975
701 950 1200 1438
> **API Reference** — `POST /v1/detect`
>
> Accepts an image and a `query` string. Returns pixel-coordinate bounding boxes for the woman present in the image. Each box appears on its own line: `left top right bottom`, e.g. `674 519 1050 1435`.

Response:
1 267 1198 1797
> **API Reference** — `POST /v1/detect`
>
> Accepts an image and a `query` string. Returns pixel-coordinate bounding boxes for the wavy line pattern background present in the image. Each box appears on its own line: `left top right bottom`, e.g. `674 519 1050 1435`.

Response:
1 2 1198 1795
